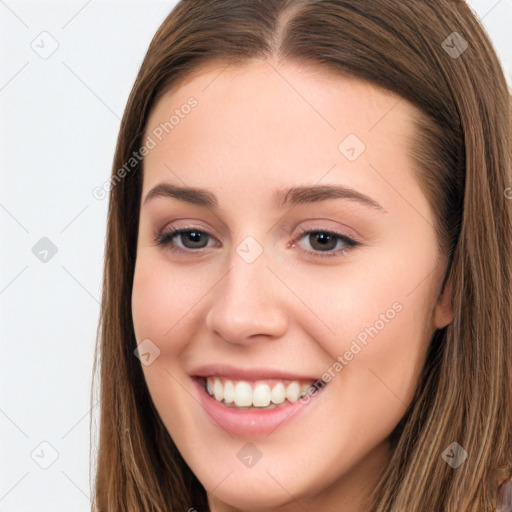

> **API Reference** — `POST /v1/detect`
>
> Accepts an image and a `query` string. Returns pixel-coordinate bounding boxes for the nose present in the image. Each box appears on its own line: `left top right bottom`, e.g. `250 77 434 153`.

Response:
205 251 290 346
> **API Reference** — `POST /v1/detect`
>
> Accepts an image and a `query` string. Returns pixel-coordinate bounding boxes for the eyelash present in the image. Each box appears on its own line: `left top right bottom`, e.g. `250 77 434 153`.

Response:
154 225 360 259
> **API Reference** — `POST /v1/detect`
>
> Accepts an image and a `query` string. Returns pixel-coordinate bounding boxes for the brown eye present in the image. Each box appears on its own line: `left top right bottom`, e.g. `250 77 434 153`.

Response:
294 229 359 259
307 232 339 251
176 230 209 249
155 227 219 253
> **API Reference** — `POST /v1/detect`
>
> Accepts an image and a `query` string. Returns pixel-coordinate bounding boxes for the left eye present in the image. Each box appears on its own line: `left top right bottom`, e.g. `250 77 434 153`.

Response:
297 230 358 256
154 227 359 258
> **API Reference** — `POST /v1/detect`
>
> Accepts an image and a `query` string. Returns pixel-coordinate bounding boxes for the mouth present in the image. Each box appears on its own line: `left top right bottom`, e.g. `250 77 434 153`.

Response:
190 365 328 436
200 376 326 410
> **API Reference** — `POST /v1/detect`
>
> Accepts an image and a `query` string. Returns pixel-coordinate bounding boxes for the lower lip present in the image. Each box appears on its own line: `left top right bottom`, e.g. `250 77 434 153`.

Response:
193 378 325 437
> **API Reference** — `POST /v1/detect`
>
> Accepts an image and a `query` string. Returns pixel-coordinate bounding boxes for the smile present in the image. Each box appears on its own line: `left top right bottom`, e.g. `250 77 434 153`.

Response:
204 376 319 409
193 372 327 437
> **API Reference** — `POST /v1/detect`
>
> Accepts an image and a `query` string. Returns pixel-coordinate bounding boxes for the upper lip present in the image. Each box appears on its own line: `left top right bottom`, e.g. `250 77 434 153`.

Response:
190 364 324 383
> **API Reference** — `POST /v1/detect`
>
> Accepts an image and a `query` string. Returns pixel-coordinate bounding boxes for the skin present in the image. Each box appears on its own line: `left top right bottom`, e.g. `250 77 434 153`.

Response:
131 59 453 512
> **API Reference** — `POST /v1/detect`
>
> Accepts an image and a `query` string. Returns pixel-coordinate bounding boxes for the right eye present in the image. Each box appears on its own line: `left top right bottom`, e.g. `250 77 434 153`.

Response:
154 227 220 253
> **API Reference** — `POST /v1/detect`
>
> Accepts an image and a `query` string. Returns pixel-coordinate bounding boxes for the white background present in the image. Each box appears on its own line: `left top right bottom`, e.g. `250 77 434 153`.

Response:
1 1 510 510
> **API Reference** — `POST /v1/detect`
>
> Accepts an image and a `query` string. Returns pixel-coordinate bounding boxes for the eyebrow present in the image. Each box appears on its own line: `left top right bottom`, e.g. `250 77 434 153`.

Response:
143 183 387 212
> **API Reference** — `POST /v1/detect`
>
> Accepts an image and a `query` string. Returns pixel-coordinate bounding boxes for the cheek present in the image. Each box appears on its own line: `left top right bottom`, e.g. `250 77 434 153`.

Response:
131 256 204 349
131 257 202 432
294 252 434 350
301 248 436 414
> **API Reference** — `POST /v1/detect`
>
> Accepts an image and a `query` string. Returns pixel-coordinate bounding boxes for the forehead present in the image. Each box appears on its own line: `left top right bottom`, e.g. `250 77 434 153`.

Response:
144 59 410 139
141 60 421 213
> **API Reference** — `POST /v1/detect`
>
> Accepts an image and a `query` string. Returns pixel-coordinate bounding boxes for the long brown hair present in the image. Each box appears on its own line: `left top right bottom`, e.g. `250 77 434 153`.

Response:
91 1 512 510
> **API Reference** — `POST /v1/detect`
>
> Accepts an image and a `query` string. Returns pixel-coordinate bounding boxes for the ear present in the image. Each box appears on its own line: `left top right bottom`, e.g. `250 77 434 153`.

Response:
433 275 453 329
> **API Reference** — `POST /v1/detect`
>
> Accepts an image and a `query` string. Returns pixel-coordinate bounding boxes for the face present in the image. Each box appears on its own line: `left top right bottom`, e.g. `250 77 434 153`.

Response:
131 60 453 511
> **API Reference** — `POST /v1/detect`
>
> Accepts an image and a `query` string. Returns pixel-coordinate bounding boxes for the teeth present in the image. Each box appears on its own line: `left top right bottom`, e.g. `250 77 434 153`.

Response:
213 378 223 402
285 382 300 403
253 383 271 407
206 378 213 395
224 380 235 404
234 381 252 407
205 377 318 408
270 382 285 404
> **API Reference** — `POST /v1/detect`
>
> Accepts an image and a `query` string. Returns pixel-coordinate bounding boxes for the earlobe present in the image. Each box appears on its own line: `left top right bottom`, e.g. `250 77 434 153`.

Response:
434 275 454 329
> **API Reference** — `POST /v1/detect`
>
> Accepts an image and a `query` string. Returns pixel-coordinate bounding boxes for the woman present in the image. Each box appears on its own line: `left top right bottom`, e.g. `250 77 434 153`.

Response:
91 1 512 510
